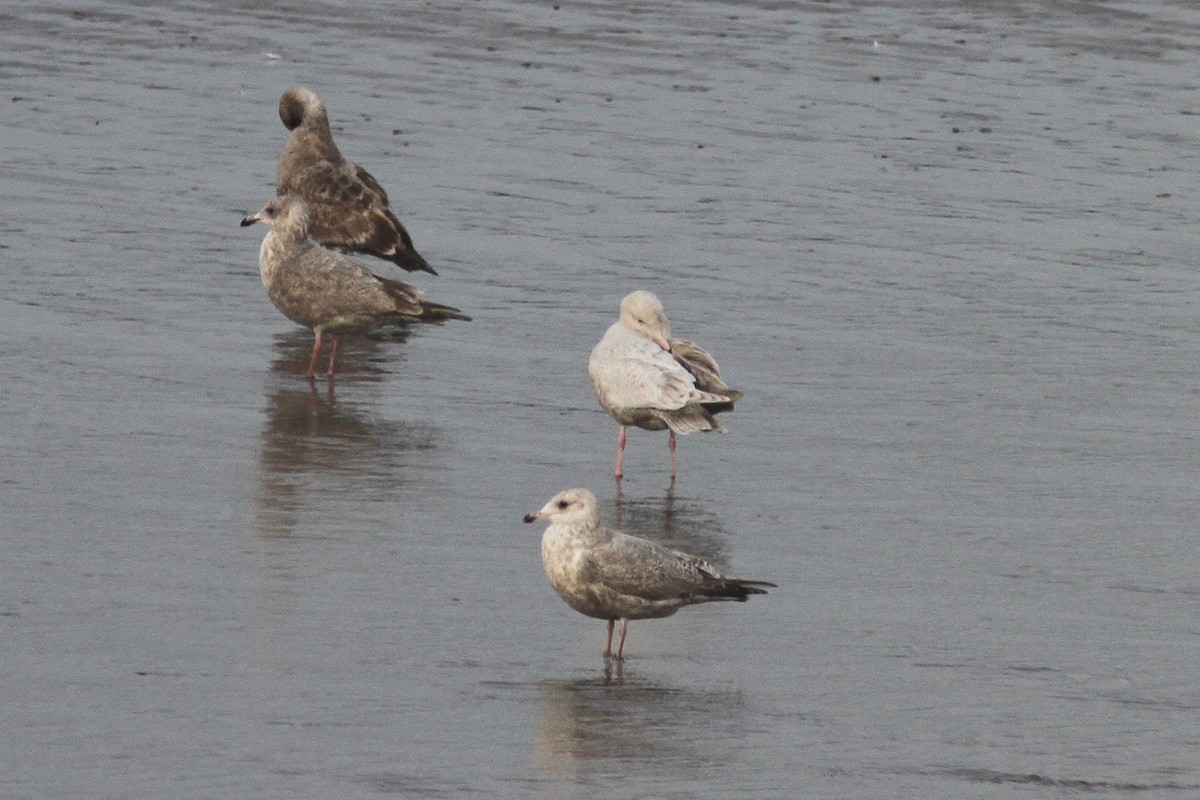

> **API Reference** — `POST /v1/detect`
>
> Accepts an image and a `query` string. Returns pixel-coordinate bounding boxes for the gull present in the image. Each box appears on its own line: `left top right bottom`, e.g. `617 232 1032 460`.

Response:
241 195 469 379
588 290 742 480
275 87 437 275
523 488 774 660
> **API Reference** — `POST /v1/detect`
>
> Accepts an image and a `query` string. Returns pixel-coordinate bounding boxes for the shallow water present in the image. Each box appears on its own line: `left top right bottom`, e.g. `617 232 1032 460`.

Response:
4 1 1200 797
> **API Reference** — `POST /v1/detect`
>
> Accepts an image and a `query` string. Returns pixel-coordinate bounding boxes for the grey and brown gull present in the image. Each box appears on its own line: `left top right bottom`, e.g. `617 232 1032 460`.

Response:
523 488 774 660
588 290 742 480
275 87 436 275
241 195 469 379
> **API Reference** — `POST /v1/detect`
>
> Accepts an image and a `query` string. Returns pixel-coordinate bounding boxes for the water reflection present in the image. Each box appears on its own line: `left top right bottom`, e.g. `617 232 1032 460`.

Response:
254 330 439 537
265 326 412 383
609 490 735 570
535 673 747 786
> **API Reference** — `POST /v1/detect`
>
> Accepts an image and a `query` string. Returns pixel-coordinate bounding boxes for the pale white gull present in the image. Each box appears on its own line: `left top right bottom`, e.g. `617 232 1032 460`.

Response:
588 290 742 480
523 488 774 660
240 195 469 379
275 87 436 275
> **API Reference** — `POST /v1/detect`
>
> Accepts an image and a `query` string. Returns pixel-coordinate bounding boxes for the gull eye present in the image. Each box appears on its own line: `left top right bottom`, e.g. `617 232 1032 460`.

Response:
557 500 569 509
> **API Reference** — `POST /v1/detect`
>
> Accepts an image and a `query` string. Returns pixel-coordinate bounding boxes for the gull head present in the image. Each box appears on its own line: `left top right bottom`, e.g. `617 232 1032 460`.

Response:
619 290 671 351
278 87 327 131
523 488 600 526
241 195 311 234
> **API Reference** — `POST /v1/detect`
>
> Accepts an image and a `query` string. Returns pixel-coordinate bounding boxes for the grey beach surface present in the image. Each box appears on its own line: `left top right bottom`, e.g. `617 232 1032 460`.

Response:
3 2 1200 799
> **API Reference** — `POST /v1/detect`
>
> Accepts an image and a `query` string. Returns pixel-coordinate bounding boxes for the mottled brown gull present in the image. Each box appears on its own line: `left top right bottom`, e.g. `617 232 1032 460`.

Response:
523 488 774 660
240 195 469 379
275 87 436 275
588 290 743 480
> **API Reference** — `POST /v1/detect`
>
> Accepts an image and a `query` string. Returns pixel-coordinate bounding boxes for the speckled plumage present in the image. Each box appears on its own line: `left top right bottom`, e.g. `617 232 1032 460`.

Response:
240 195 468 378
523 488 773 659
275 87 436 275
588 290 742 478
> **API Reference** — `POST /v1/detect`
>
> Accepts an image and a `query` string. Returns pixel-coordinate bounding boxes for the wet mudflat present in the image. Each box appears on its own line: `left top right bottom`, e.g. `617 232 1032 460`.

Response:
3 1 1200 798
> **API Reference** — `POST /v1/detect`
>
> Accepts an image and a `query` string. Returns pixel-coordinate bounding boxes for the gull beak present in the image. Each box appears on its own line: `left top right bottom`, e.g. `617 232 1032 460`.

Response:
655 335 671 352
523 510 542 523
240 212 261 227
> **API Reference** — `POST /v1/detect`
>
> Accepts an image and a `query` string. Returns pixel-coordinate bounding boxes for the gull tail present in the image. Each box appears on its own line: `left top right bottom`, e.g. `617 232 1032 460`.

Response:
374 273 471 323
672 338 742 414
721 577 777 601
657 405 722 435
417 299 472 323
361 205 439 275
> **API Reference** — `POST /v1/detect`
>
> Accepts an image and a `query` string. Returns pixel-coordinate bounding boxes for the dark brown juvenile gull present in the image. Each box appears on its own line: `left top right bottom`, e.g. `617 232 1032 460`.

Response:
588 290 743 480
275 87 436 275
240 195 469 379
523 488 774 660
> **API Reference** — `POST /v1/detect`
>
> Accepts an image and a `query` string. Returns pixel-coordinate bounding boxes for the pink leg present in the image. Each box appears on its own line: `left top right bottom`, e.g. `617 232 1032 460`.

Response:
614 425 627 478
668 430 678 479
326 336 339 377
615 619 628 660
306 332 323 380
604 619 615 657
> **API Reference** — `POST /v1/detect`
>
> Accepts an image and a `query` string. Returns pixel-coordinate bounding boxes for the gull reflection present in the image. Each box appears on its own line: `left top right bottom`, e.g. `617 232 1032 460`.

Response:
266 326 412 384
254 330 438 537
535 673 748 786
610 490 735 570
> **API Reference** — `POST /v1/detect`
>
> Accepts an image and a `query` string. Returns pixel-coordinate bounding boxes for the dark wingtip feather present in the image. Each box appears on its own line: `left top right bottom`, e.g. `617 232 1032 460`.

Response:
393 248 438 275
705 398 738 416
729 579 776 600
420 302 471 323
